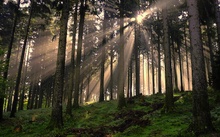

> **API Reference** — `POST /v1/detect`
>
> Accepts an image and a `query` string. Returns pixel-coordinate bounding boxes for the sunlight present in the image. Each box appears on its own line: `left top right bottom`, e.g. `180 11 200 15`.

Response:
85 26 134 101
137 14 144 24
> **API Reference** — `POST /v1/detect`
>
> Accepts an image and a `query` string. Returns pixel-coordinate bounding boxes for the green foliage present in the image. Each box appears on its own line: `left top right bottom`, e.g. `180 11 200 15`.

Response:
211 106 220 130
0 92 219 136
115 125 145 136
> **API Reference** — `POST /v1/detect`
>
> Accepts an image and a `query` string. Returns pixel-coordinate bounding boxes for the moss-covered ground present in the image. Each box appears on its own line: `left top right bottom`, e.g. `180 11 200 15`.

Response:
0 91 220 137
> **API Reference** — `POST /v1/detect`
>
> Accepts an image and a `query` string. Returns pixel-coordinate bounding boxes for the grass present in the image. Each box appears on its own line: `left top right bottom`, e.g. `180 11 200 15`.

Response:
0 91 219 137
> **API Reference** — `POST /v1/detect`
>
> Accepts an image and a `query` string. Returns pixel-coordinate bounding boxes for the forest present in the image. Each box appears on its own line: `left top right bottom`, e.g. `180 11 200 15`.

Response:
0 0 220 136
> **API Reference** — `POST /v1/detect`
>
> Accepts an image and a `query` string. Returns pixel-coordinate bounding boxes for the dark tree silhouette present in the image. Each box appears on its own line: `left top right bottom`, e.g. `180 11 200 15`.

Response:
48 0 69 129
187 0 215 134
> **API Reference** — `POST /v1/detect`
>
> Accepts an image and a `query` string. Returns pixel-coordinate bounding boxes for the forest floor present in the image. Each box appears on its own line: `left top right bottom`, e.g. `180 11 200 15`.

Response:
1 90 220 137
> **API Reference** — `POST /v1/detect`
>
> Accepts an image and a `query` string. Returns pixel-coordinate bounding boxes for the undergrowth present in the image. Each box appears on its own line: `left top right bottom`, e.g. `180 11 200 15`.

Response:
0 91 219 137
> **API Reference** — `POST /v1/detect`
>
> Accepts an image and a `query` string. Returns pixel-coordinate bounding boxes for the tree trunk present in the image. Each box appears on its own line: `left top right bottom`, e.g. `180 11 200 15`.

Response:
127 67 130 98
27 82 32 109
6 88 13 111
117 0 126 109
157 12 162 94
34 84 39 109
110 45 113 100
10 0 33 117
66 0 78 116
48 0 69 129
30 82 36 109
177 42 184 92
142 55 145 95
18 45 30 110
74 0 86 108
85 75 91 102
206 24 214 86
127 59 132 98
150 32 155 95
187 0 215 134
184 25 190 90
2 0 21 93
171 36 178 91
80 81 84 104
1 0 21 120
215 0 220 48
135 25 140 96
0 97 3 121
38 86 43 109
147 53 150 95
162 8 173 112
99 7 107 102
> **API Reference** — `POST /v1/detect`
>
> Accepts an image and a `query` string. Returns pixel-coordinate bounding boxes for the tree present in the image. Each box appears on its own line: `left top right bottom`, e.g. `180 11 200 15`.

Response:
215 0 220 48
0 47 5 121
66 0 78 116
117 0 126 109
74 0 86 108
127 59 132 98
184 24 191 90
110 42 114 100
135 24 140 96
157 12 162 94
10 0 34 117
99 2 107 102
171 31 178 91
1 0 21 120
150 28 155 95
48 0 69 129
187 0 215 135
162 8 173 112
213 0 220 89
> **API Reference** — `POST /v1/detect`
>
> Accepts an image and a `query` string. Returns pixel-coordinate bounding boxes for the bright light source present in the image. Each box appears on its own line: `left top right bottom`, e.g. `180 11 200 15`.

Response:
137 15 143 24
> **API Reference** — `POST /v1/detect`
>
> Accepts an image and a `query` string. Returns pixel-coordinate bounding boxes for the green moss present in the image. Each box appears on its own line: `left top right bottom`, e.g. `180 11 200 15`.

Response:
1 92 219 137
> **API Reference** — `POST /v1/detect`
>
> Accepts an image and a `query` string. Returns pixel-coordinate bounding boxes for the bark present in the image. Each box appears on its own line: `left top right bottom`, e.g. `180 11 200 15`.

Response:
99 8 107 102
0 98 3 121
142 55 145 95
157 12 162 94
45 80 53 108
74 0 86 108
206 24 214 86
48 0 69 129
66 0 78 116
110 45 113 100
27 83 32 109
215 0 220 48
30 82 36 109
85 75 91 102
10 1 33 117
80 81 84 104
147 53 150 95
177 42 184 92
150 31 155 95
135 25 140 96
129 60 133 97
162 8 173 112
3 0 21 91
18 45 30 110
187 0 215 134
34 84 39 109
6 88 12 111
127 59 132 98
38 86 43 109
184 25 190 90
117 0 126 109
127 69 130 98
171 36 178 91
1 0 21 120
